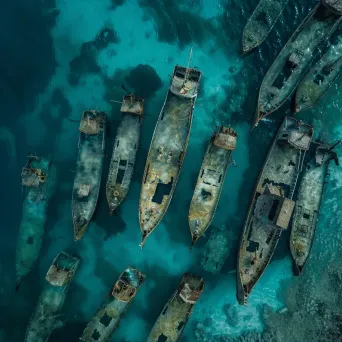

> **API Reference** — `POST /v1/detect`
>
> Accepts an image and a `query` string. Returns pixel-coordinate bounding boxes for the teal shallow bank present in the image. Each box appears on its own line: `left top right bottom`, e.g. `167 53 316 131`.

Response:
1 0 342 341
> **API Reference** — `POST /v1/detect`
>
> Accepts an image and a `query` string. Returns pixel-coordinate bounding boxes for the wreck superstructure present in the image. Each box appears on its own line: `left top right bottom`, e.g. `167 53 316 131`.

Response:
72 110 106 241
290 141 339 274
237 117 313 305
188 126 237 245
80 267 145 342
242 0 287 53
25 251 80 342
295 36 342 112
106 95 144 214
147 273 204 342
139 64 201 247
256 2 342 125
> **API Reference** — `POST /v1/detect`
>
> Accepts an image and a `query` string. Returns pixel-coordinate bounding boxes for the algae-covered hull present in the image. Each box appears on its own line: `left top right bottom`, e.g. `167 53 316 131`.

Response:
237 117 313 305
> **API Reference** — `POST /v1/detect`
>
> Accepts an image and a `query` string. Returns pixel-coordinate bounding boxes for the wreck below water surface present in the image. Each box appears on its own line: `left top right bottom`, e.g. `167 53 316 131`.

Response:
256 2 342 125
139 64 201 247
237 117 313 305
24 252 80 342
188 126 237 246
106 95 144 214
146 273 204 342
80 267 145 342
72 110 106 241
290 140 340 274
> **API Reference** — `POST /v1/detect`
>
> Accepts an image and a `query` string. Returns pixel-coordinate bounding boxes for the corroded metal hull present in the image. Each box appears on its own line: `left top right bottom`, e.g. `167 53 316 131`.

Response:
147 273 204 342
80 267 145 342
295 36 342 112
25 252 80 342
139 65 201 247
188 126 237 245
242 0 287 53
237 117 313 305
256 3 342 125
72 110 106 241
106 95 144 214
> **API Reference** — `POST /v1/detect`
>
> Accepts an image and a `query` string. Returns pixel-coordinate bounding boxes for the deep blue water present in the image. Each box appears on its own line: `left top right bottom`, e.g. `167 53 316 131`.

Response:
1 0 342 341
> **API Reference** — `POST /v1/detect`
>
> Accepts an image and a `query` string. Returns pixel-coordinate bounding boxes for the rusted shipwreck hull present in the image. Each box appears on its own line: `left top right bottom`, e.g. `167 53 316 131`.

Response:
80 267 145 342
106 95 144 214
188 126 237 246
290 141 339 274
237 117 313 305
72 110 106 241
242 0 287 54
139 65 201 247
25 251 80 342
147 273 204 342
256 2 342 126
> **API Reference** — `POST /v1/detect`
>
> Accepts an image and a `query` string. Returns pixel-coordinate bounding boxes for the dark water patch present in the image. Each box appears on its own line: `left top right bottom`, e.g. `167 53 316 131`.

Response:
50 321 86 342
110 0 126 10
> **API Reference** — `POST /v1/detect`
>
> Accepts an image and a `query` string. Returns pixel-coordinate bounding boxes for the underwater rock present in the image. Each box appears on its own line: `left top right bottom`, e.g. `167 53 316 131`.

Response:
222 304 239 327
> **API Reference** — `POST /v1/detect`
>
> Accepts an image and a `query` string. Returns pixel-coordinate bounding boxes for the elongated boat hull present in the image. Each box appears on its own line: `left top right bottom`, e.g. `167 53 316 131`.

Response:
237 117 313 305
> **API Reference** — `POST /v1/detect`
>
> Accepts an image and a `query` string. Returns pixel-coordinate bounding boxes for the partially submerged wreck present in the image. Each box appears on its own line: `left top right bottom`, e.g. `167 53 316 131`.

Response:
80 267 145 342
237 117 313 305
25 251 80 342
290 141 340 274
72 110 106 241
295 36 342 112
188 126 237 246
256 2 342 125
106 95 144 214
242 0 287 54
146 273 204 342
139 63 201 247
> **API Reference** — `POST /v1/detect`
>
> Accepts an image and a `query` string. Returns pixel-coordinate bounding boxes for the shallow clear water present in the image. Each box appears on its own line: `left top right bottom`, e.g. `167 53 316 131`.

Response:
1 0 342 341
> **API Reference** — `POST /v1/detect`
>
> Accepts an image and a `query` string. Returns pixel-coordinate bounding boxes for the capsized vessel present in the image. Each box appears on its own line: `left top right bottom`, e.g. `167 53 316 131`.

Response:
290 141 340 274
146 273 204 342
242 0 287 53
188 126 237 246
256 2 342 125
106 95 144 214
295 36 342 112
237 117 313 305
80 267 145 342
139 62 201 247
72 110 106 241
25 251 80 342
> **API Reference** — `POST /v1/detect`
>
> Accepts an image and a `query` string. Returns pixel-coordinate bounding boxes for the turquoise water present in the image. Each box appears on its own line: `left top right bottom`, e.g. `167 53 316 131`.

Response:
1 0 342 341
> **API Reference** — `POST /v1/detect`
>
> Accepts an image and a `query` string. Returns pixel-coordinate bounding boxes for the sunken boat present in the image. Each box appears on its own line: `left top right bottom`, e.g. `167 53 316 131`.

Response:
25 251 80 342
237 117 313 305
80 267 145 342
72 110 106 241
106 95 144 214
242 0 287 54
16 155 55 290
256 2 342 126
295 36 342 112
146 273 204 342
290 141 339 274
188 126 237 246
139 62 201 247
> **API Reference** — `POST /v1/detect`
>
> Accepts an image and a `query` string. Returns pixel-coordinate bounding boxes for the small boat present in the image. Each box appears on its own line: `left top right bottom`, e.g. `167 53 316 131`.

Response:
256 2 342 126
295 36 342 112
139 54 202 247
146 273 204 342
188 126 237 246
16 154 53 290
242 0 288 54
106 95 144 214
80 267 145 342
237 117 313 305
290 140 340 274
25 251 80 342
72 110 106 241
